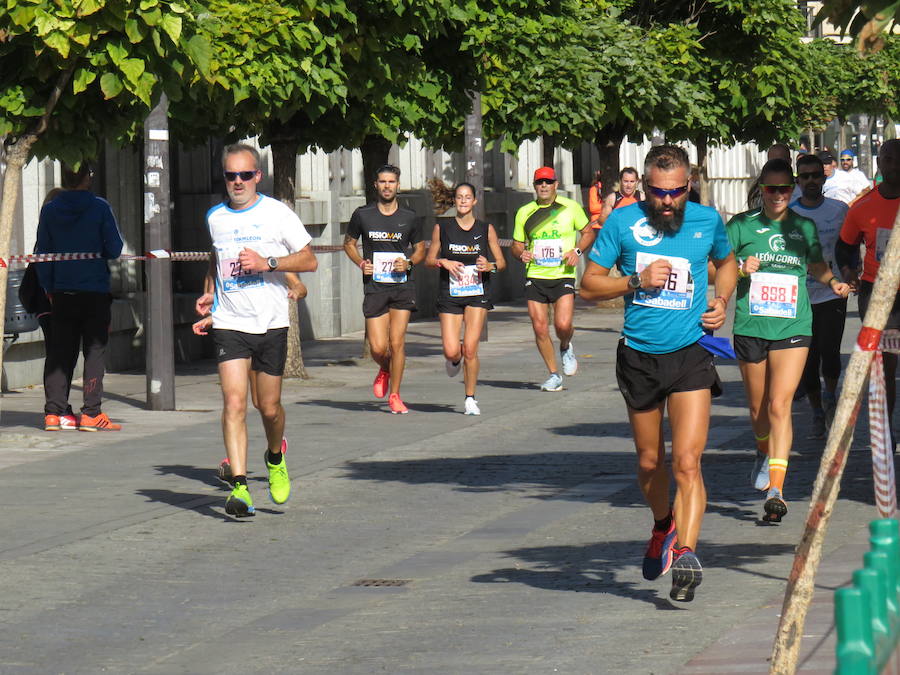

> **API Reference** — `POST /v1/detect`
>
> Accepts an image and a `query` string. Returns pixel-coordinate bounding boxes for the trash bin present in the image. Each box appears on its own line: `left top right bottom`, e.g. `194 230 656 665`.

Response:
4 268 40 335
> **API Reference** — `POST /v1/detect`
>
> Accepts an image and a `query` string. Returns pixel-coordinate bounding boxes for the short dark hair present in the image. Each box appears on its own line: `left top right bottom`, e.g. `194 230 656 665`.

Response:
643 145 690 176
619 167 638 180
375 164 401 179
796 154 824 172
61 163 92 189
760 158 794 183
880 139 900 159
222 143 260 170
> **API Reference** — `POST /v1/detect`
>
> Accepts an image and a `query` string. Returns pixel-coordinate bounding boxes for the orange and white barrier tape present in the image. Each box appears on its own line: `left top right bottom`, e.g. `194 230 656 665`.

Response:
869 348 898 519
1 239 522 268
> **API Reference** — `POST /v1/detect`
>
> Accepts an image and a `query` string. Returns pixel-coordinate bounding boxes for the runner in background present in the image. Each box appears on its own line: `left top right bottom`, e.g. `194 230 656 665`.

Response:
596 167 642 229
587 170 604 229
836 138 900 448
343 164 426 414
512 167 594 392
426 183 505 415
789 154 850 439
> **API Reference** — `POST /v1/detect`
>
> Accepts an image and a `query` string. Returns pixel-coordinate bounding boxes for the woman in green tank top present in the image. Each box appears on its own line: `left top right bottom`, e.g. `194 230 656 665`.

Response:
727 159 850 523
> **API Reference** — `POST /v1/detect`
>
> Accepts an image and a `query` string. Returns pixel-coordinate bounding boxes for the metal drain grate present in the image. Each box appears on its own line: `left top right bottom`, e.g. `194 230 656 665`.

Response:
352 578 411 587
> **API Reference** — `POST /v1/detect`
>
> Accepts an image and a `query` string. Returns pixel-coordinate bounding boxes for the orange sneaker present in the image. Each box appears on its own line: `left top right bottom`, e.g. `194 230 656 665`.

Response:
45 414 79 431
373 369 390 399
79 412 122 431
388 393 408 414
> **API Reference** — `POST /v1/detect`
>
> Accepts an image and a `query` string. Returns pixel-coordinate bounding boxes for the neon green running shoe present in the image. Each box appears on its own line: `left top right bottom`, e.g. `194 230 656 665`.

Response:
266 451 291 505
225 483 255 517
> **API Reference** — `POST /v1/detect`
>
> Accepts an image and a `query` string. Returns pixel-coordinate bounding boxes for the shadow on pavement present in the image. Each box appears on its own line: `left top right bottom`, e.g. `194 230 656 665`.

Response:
154 463 223 490
135 488 233 522
0 409 43 429
478 379 537 391
471 539 796 608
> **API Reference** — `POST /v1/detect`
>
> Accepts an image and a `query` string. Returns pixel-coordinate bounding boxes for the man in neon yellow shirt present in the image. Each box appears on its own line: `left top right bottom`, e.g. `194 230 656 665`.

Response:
512 167 594 391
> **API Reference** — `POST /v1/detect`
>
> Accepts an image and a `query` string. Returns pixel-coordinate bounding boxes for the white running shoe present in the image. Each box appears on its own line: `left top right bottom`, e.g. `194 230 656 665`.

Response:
540 373 563 392
560 344 578 376
445 357 462 377
464 397 481 415
751 451 770 491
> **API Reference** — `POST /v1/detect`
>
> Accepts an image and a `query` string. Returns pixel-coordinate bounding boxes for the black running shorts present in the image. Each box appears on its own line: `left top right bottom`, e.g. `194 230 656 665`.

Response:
212 327 288 376
436 293 493 315
733 334 812 364
363 286 417 319
615 340 722 411
524 277 576 304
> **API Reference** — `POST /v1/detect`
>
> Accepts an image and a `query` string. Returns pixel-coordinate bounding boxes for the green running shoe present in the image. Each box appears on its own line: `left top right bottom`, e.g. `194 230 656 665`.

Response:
266 451 291 504
225 483 255 517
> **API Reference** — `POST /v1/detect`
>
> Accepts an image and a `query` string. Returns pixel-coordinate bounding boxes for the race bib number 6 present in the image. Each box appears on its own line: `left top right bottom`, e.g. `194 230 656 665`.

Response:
749 272 798 318
632 252 692 310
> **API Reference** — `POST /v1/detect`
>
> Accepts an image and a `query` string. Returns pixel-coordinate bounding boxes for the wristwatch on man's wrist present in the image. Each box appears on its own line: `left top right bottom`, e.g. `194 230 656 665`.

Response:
266 256 279 271
627 272 642 290
575 247 583 257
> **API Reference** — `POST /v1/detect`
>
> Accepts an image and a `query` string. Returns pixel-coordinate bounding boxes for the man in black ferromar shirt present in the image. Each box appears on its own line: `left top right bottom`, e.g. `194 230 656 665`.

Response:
343 164 426 414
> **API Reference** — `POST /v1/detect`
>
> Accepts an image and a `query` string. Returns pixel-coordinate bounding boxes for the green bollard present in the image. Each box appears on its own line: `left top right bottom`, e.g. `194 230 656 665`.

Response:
855 567 889 664
835 587 877 674
865 550 899 622
869 519 900 598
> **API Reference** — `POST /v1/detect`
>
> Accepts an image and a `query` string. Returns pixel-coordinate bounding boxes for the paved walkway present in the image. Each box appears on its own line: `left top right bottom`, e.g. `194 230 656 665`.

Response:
0 298 886 674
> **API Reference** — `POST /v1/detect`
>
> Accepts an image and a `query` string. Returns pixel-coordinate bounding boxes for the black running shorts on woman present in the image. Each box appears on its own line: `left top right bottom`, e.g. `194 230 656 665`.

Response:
616 340 722 411
733 334 812 364
212 327 288 376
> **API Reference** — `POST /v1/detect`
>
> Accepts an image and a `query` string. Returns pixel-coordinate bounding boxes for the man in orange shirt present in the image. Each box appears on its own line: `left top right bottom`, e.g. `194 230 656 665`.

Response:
836 139 900 441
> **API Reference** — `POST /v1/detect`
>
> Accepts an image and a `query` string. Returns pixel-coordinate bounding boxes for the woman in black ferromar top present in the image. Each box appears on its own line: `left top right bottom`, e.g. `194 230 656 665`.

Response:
426 183 506 415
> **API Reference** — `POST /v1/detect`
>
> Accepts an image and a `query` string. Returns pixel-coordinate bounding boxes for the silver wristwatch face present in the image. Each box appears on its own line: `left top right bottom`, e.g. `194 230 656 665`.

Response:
267 256 278 270
629 273 641 289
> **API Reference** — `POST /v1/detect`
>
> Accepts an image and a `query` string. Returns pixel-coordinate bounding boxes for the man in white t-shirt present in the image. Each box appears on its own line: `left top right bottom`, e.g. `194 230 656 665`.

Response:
790 153 849 439
193 143 317 518
838 149 872 203
820 150 863 204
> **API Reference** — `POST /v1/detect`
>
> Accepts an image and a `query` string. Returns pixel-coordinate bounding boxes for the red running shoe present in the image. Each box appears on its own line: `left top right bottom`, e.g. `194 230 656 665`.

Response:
388 393 408 414
373 369 390 399
642 517 677 580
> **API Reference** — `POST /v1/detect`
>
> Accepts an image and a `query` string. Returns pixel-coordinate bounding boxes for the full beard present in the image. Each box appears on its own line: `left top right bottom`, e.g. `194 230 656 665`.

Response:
646 201 687 234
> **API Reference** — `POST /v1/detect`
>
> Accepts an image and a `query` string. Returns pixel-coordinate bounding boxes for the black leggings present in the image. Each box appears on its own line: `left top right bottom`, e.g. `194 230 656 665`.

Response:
801 297 848 393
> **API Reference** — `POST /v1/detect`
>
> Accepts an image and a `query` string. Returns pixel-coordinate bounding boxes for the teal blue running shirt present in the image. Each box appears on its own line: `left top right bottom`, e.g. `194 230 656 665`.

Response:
589 201 732 354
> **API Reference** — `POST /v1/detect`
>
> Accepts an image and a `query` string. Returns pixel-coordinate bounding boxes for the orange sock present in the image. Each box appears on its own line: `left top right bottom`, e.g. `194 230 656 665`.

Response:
755 433 769 455
768 458 788 493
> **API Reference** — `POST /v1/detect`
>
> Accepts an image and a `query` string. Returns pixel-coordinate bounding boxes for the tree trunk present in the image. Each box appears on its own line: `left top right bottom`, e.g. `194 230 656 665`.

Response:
361 134 392 204
0 67 73 400
837 117 847 156
696 135 711 206
858 113 873 179
542 135 556 169
0 140 31 394
270 135 308 379
594 125 627 197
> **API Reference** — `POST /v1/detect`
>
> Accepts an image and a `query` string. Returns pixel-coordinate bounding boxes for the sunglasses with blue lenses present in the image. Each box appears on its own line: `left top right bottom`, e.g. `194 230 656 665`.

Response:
646 184 689 199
